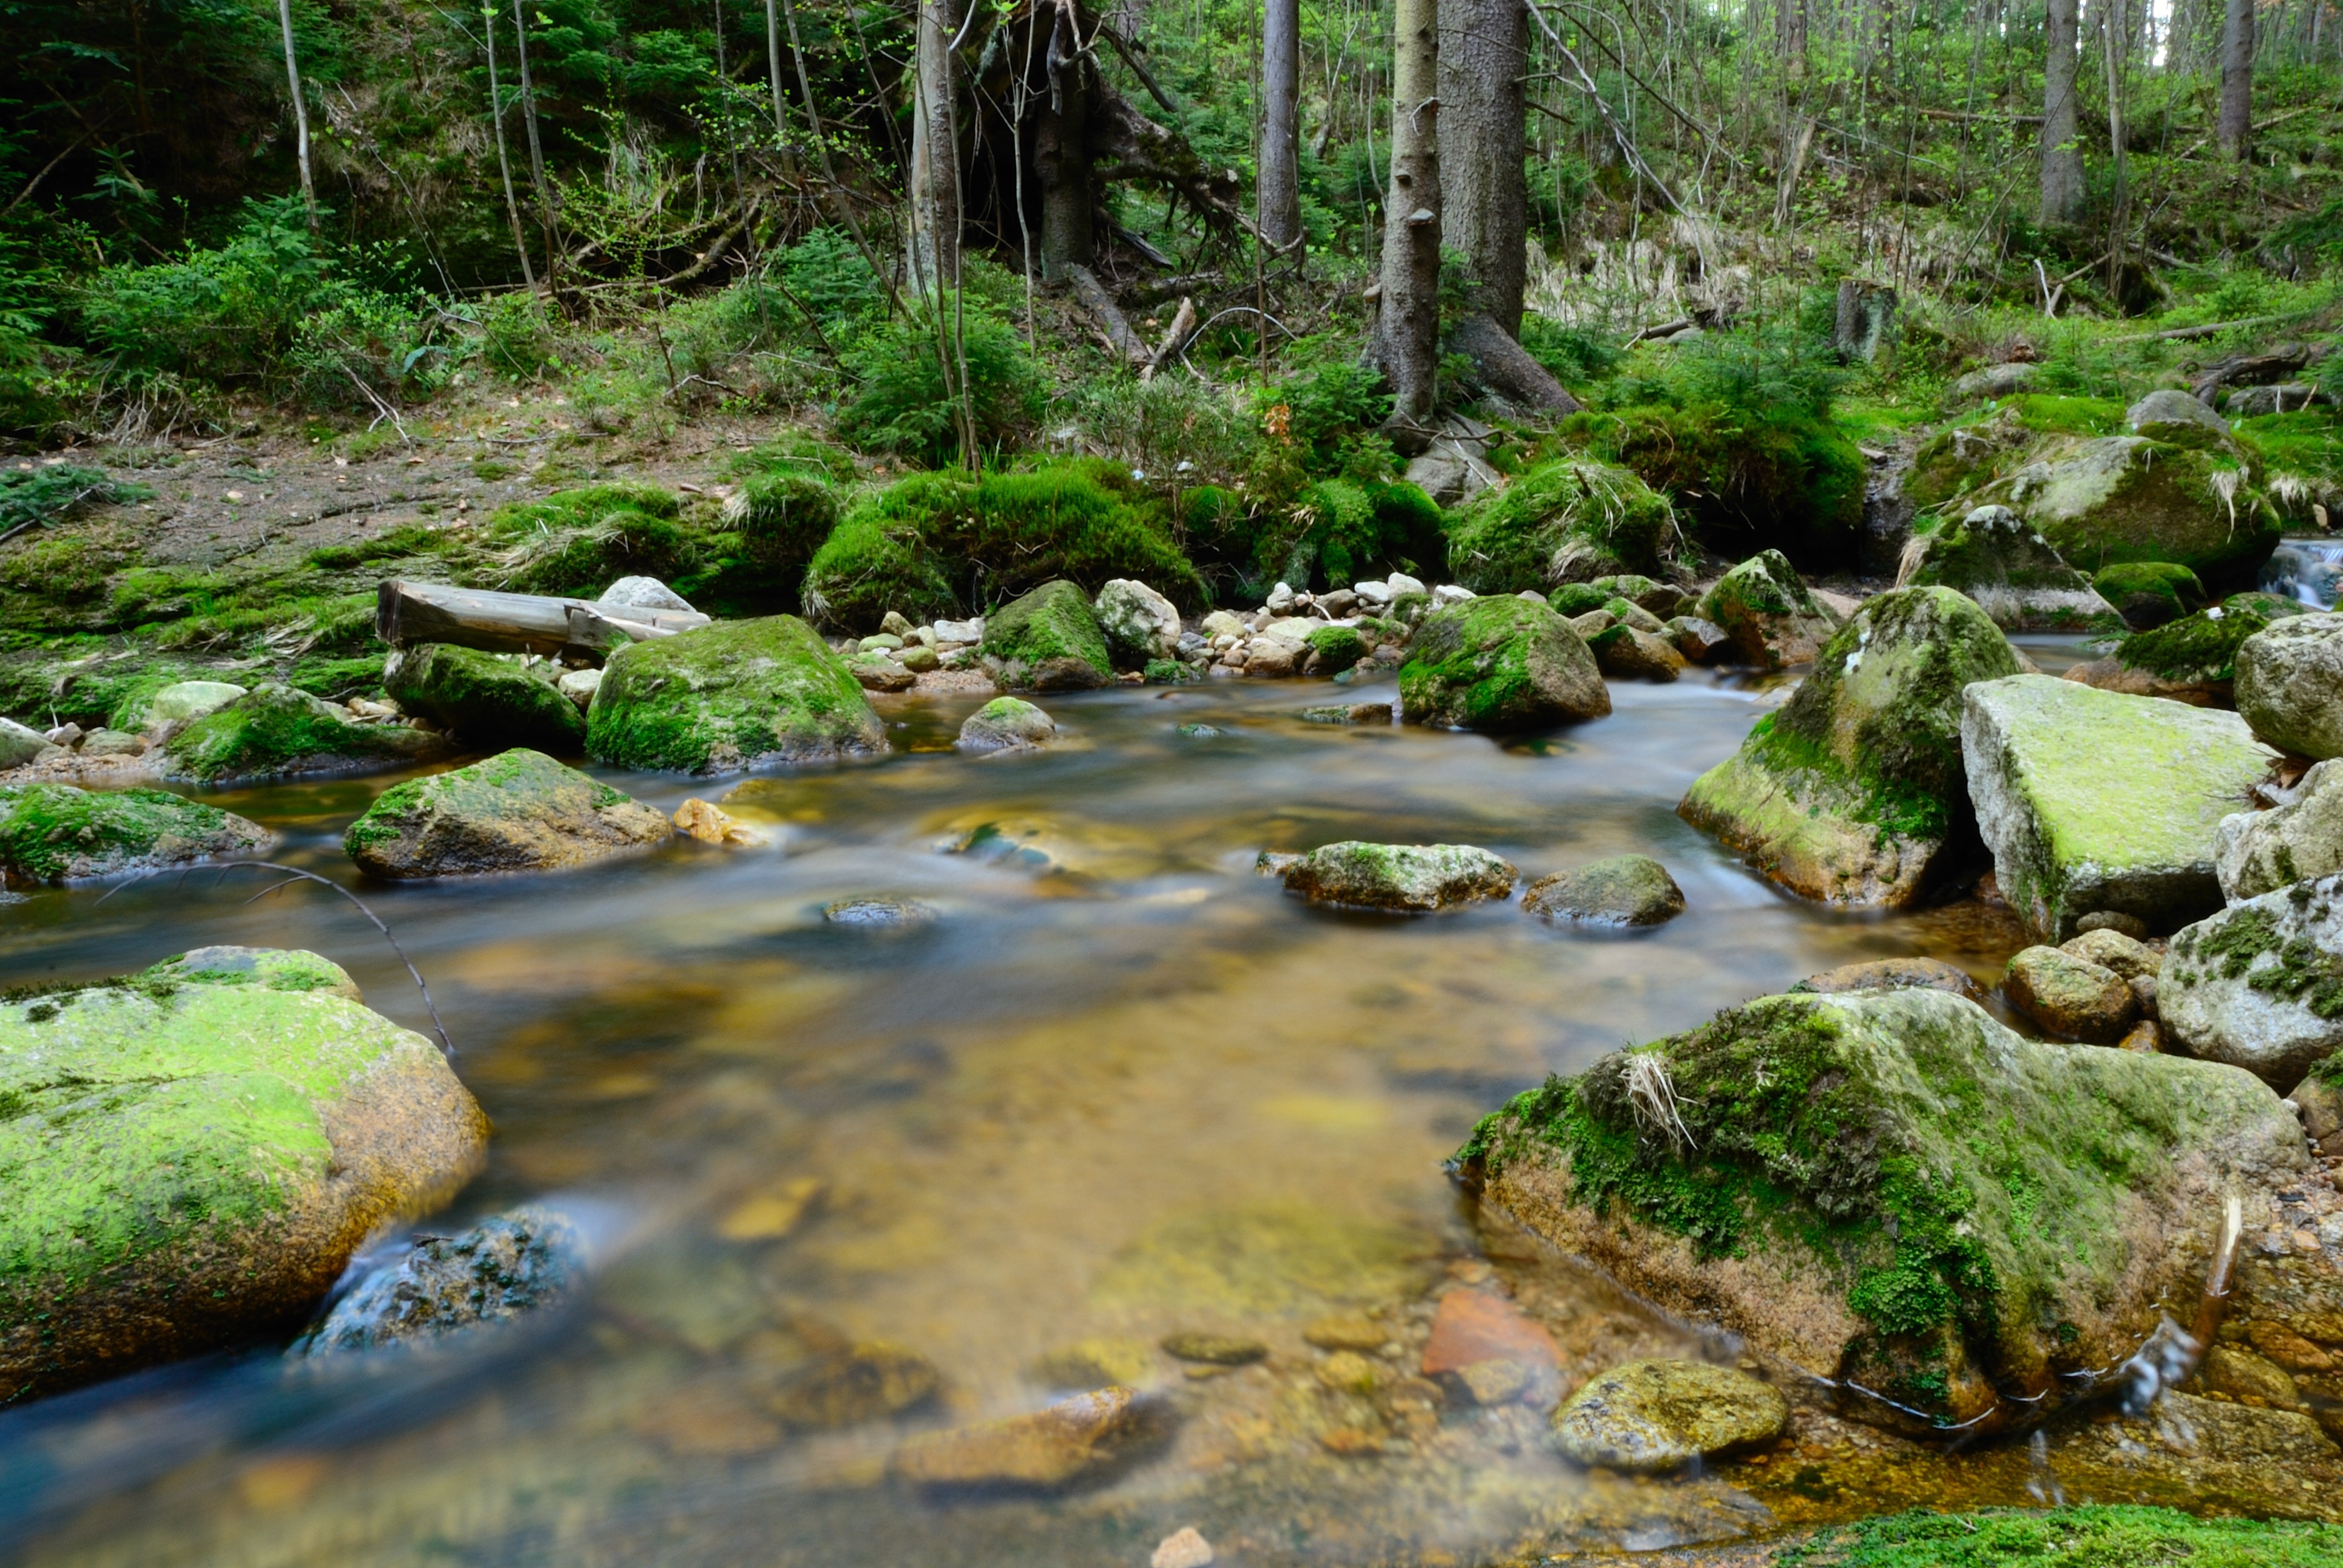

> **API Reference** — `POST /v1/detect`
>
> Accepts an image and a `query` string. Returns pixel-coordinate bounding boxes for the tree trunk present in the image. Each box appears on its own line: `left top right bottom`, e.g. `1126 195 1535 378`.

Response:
1436 0 1527 335
482 7 537 289
1781 0 1809 80
276 0 316 229
1447 313 1578 412
910 0 963 293
2217 0 2255 158
2041 0 2085 225
511 0 559 290
765 0 790 143
1258 0 1303 254
376 581 708 661
1034 1 1093 279
1375 0 1441 444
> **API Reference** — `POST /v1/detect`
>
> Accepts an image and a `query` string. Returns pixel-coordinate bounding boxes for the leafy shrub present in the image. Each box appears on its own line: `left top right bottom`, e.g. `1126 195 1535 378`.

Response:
837 309 1043 467
477 292 559 379
1519 316 1620 386
1443 459 1676 592
1069 374 1258 485
775 229 885 332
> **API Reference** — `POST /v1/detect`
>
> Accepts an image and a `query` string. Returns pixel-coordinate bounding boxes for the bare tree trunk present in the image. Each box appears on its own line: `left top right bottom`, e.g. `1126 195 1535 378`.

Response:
2041 0 2085 224
2217 0 2255 157
2103 0 2131 286
1375 0 1440 443
1781 0 1809 80
483 6 537 289
766 0 790 142
511 0 559 292
909 0 963 294
277 0 316 229
1437 0 1526 334
1259 0 1303 253
1033 0 1093 279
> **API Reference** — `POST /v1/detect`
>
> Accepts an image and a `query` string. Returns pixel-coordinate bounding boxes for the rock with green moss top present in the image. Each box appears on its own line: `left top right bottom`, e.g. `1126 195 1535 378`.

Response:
2112 591 2306 690
1440 459 1673 595
384 644 585 753
1589 574 1691 619
1305 624 1366 673
1585 623 1685 682
2093 561 2207 630
129 681 247 728
1279 841 1518 912
343 749 671 878
2127 389 2233 446
1962 675 2276 939
1899 506 2114 631
1696 550 1840 668
0 949 490 1402
1523 855 1684 926
0 783 270 885
981 581 1113 692
2236 612 2343 760
1680 587 2019 909
2007 436 2281 586
1398 596 1609 730
957 697 1057 752
586 616 884 774
1456 987 2307 1436
158 684 445 785
2217 760 2343 900
1549 1358 1787 1472
2161 874 2343 1089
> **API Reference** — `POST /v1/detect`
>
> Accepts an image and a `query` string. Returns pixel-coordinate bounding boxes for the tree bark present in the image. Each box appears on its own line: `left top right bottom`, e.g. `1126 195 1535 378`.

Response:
1258 0 1303 254
1781 0 1808 80
376 581 708 660
511 0 559 290
765 0 790 143
910 0 963 293
1447 313 1577 412
482 7 537 289
2217 0 2255 158
1375 0 1441 445
1437 0 1527 335
2041 0 2085 225
277 0 316 229
1034 1 1093 279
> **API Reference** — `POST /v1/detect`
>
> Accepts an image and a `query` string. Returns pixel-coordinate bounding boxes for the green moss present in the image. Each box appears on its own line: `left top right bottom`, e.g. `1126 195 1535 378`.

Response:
1547 583 1612 616
1142 658 1196 684
1305 624 1366 671
2007 394 2128 436
479 483 693 596
1397 595 1605 731
1594 402 1864 569
1778 1506 2343 1568
1262 478 1447 590
2021 436 2283 585
2172 902 2343 1019
0 784 263 884
980 580 1113 687
1443 459 1673 593
585 614 882 774
384 643 584 752
2116 590 2305 681
2092 559 2207 623
160 684 432 784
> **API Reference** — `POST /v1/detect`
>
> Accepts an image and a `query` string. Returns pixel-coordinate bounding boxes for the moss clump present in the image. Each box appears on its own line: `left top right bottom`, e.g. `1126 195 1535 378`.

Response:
980 580 1113 691
2018 436 2281 586
2092 560 2207 628
1597 403 1864 570
1443 459 1673 594
384 643 585 753
1141 658 1196 684
1258 478 1447 592
1305 624 1366 672
481 483 694 596
1398 595 1610 731
342 748 670 878
2169 901 2343 1019
2116 590 2305 681
160 684 437 785
1546 583 1612 616
586 615 883 774
1778 1506 2343 1568
0 783 268 884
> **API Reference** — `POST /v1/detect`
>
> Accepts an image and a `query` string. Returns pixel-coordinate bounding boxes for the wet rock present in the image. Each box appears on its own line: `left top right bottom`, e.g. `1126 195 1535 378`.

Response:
1898 505 2115 631
2119 1019 2163 1051
957 696 1058 752
1791 956 1986 1003
556 667 601 710
1314 1349 1382 1393
1094 579 1182 667
1663 616 1731 664
1303 1316 1390 1352
2236 612 2343 762
2220 766 2343 903
1682 587 2019 909
2076 909 2152 938
587 615 885 774
0 717 61 769
899 644 940 673
1031 1337 1158 1388
1398 596 1609 731
77 728 143 757
770 1342 943 1428
2062 927 2160 979
1151 1526 1216 1568
1161 1331 1268 1365
1175 722 1225 739
983 580 1113 691
1420 1289 1559 1380
2060 658 2231 708
1243 641 1299 679
0 950 489 1401
2295 1060 2343 1154
1522 855 1685 927
823 897 939 927
1279 841 1518 912
2006 434 2279 587
673 797 765 846
2093 561 2208 631
385 644 585 753
2203 1342 2305 1408
600 575 695 612
2004 946 2137 1043
1963 675 2275 939
2162 873 2343 1089
1696 551 1840 670
296 1206 585 1356
2128 388 2233 445
1090 1203 1430 1317
0 783 269 885
1586 624 1686 682
1549 1359 1787 1473
2063 1388 2341 1505
849 655 916 691
344 749 672 878
160 683 446 785
1464 987 2309 1434
893 1385 1152 1491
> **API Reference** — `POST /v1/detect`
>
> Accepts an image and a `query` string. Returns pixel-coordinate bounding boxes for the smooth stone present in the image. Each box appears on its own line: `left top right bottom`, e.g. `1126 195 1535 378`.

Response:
1175 722 1225 738
892 1385 1150 1491
1159 1332 1267 1365
2236 612 2343 761
1031 1337 1159 1390
2295 1060 2343 1154
1398 596 1610 731
859 633 905 653
0 783 270 884
1522 855 1685 926
898 644 940 673
2060 927 2160 980
673 797 765 846
2218 760 2343 901
1792 956 1987 1003
1095 578 1184 667
2127 388 2232 443
1302 1316 1389 1352
587 615 885 774
1152 1526 1216 1568
851 658 916 691
1664 615 1731 664
2004 946 2138 1043
1420 1289 1559 1377
1548 1359 1787 1473
1949 362 2037 402
2075 909 2152 938
1586 624 1686 682
2162 872 2343 1089
957 696 1058 751
932 617 985 644
0 717 57 768
295 1205 585 1356
140 681 248 725
599 575 695 612
344 750 672 878
880 611 915 637
1279 841 1518 912
556 667 601 708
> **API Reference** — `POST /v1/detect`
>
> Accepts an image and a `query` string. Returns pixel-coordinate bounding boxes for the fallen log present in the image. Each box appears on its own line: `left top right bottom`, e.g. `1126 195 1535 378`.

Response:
376 580 710 661
1141 296 1198 382
1065 265 1150 364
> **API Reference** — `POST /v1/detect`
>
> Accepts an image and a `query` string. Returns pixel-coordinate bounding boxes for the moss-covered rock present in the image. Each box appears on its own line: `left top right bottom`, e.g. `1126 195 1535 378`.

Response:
1585 622 1686 682
383 644 585 753
125 680 247 728
2002 946 2137 1043
1441 460 1673 595
2115 591 2307 688
480 483 695 597
158 683 445 785
343 748 671 878
1961 675 2276 939
2217 759 2343 900
1522 855 1685 926
2236 611 2343 760
0 949 490 1402
1092 578 1182 667
956 696 1058 751
2092 561 2207 630
2008 435 2281 589
1548 1358 1787 1472
2162 873 2343 1090
1681 587 2018 909
1305 624 1366 673
1697 550 1840 668
1456 987 2308 1434
586 616 884 774
1398 596 1610 730
1278 841 1518 912
981 580 1113 692
1899 505 2114 631
0 783 270 884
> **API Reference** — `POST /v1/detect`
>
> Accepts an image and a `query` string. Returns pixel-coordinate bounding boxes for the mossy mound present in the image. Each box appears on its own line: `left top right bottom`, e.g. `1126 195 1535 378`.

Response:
713 469 841 589
0 783 270 884
1787 1506 2343 1567
2115 590 2307 684
981 580 1114 692
1441 460 1672 595
1305 624 1366 672
1680 587 2019 908
2010 435 2282 589
482 483 696 597
2092 560 2207 630
0 949 490 1402
159 684 444 785
1457 986 2308 1434
384 644 585 753
1258 478 1447 593
1601 403 1864 570
1697 549 1840 668
1898 506 2112 631
1398 595 1610 731
586 616 883 774
344 748 672 878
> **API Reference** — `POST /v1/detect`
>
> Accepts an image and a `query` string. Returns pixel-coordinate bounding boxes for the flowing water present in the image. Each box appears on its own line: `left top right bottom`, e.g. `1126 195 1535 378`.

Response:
0 646 2142 1568
2263 537 2343 607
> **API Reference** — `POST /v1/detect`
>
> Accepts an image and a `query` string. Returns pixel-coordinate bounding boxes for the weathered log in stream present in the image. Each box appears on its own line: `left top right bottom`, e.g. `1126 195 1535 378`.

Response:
376 581 712 662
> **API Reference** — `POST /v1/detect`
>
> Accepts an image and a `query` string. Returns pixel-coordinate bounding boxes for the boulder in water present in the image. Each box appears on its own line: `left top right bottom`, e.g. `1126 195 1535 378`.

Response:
296 1206 586 1357
2236 612 2343 761
344 749 672 878
1397 596 1609 730
1898 505 2114 630
586 616 885 774
2007 435 2279 586
2218 760 2343 901
981 581 1113 691
957 696 1058 751
1279 841 1517 912
1093 580 1182 667
1548 1358 1788 1472
1585 623 1685 682
1522 855 1685 926
1696 551 1839 669
160 684 445 785
0 783 269 884
385 643 586 753
2161 872 2343 1090
893 1385 1155 1491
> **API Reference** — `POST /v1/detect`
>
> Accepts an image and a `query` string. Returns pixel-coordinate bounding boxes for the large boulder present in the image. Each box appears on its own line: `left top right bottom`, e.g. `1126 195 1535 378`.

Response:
295 1205 586 1357
586 616 884 774
159 684 445 785
0 949 490 1401
0 717 62 769
1696 550 1840 669
1092 580 1182 668
343 749 672 878
2127 388 2233 445
384 644 586 753
981 581 1113 691
2100 590 2307 702
2092 561 2207 630
1276 841 1517 912
1680 587 2019 908
1962 675 2275 939
1457 987 2308 1435
2005 435 2281 587
0 783 269 884
2236 612 2343 760
2161 874 2343 1090
1897 505 2114 631
2217 760 2343 900
1397 596 1610 731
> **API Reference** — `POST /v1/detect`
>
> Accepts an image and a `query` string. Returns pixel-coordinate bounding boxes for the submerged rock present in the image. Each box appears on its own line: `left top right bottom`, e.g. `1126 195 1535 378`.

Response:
1522 855 1685 926
1963 675 2275 939
1397 596 1609 731
0 950 489 1401
982 581 1113 691
1159 1332 1267 1365
893 1385 1154 1491
2236 612 2343 760
1680 587 2019 909
2162 873 2343 1090
344 749 672 878
1094 579 1183 667
586 616 885 774
1897 505 2114 631
1459 987 2306 1434
0 783 269 884
2218 760 2343 901
1791 956 1985 1003
2002 945 2137 1043
297 1206 586 1357
385 643 586 753
1548 1359 1788 1472
1279 841 1518 912
823 897 939 927
672 796 765 846
770 1342 942 1428
1696 550 1839 669
957 696 1058 751
160 683 444 785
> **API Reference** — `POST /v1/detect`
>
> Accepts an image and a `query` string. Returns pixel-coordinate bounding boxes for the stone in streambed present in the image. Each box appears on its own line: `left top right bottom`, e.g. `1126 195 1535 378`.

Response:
160 683 445 785
1279 841 1517 912
1398 595 1608 731
2161 873 2343 1090
824 897 939 928
1094 579 1183 667
982 580 1113 692
1897 504 2114 631
2003 946 2137 1043
1159 1332 1267 1365
957 697 1057 751
385 643 586 753
770 1342 943 1428
1522 855 1685 927
2236 612 2343 762
136 681 248 727
588 615 885 774
1420 1289 1559 1384
893 1385 1155 1491
673 797 765 846
1664 615 1731 664
0 717 61 769
344 750 672 878
1791 957 1986 1004
0 950 490 1402
295 1206 586 1357
1585 623 1685 682
2218 760 2343 901
1548 1359 1787 1473
1697 550 1839 669
0 783 270 885
2060 927 2160 979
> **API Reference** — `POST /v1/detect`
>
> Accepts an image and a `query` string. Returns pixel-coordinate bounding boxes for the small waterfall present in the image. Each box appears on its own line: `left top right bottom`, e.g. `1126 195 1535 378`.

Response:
2263 537 2343 608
